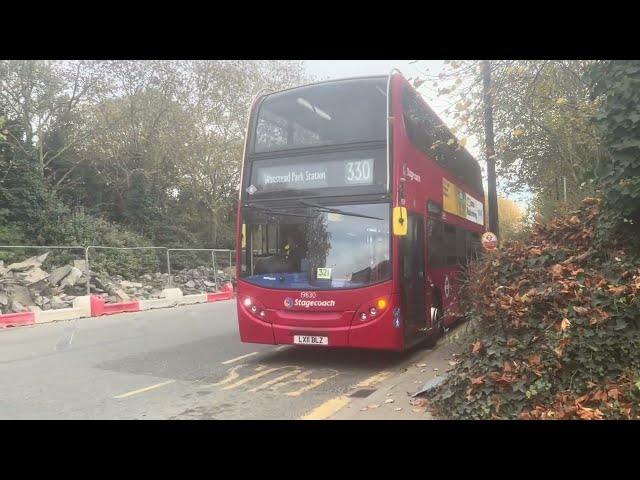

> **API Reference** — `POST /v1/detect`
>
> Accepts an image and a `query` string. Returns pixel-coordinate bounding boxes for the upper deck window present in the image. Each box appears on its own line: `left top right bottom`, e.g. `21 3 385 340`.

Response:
252 77 388 154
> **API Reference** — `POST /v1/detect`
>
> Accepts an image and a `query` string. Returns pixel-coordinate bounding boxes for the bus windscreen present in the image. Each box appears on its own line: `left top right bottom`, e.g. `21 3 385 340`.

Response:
240 203 391 290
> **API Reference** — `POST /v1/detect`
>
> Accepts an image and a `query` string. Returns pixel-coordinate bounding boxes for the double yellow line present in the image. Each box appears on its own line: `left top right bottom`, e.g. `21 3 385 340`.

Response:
300 370 392 420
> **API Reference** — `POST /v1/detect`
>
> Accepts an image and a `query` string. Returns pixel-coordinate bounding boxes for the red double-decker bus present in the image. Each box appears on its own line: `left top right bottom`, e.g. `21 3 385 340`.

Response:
235 71 485 351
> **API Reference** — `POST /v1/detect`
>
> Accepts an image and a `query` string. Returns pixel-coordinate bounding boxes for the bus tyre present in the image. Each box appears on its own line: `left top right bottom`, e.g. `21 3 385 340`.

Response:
425 305 444 348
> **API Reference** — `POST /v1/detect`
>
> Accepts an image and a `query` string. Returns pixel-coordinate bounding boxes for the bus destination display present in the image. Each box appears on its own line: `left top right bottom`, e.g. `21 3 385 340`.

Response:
251 158 374 192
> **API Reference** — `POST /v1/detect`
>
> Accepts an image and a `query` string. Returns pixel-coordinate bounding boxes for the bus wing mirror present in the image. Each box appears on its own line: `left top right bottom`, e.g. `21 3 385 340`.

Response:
392 207 408 236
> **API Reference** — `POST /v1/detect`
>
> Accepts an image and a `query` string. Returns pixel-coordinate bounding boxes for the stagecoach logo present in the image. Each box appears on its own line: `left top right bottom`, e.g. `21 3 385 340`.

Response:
403 165 421 183
283 296 336 308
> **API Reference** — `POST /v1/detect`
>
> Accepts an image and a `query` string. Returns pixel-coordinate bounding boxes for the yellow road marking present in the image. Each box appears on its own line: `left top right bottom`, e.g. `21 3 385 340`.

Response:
114 380 175 399
355 370 392 388
209 364 246 387
301 396 351 420
248 369 302 392
299 370 392 420
221 367 281 390
221 352 259 365
283 370 339 397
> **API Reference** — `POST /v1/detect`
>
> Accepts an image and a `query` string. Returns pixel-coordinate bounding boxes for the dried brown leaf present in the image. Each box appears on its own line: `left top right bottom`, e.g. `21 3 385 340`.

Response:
578 409 594 420
575 393 590 405
411 398 428 408
573 306 589 315
608 285 626 296
472 340 482 353
551 264 563 277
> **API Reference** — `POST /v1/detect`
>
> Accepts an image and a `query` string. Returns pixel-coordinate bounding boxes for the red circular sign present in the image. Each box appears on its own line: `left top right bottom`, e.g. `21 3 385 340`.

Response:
481 231 498 250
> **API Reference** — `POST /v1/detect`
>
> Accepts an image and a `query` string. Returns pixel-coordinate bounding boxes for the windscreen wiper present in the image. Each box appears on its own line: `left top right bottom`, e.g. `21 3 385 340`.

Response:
244 203 314 218
298 200 383 220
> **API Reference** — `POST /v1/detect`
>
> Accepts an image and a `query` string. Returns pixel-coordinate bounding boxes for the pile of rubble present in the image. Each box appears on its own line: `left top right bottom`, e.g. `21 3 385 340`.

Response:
0 252 236 314
0 253 84 314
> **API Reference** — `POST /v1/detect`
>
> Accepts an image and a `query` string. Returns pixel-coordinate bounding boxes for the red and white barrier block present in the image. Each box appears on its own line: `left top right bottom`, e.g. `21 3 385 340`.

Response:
0 283 235 326
0 296 92 328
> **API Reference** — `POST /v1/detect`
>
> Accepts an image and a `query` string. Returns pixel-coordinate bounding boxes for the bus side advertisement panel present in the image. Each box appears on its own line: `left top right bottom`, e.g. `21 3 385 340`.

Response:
443 178 484 226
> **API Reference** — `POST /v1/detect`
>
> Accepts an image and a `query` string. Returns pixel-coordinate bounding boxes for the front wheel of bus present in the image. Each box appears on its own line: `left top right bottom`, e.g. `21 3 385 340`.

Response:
424 305 444 349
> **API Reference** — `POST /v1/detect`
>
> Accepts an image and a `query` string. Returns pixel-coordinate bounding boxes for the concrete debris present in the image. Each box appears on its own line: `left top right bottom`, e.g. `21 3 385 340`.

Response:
0 250 235 313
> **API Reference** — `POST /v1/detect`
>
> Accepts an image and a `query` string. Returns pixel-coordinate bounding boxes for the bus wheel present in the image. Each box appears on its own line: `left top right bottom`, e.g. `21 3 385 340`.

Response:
424 305 444 348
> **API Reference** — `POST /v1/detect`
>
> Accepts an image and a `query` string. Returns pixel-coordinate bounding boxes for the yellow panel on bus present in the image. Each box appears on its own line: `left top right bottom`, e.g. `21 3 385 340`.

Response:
443 178 484 226
443 178 465 217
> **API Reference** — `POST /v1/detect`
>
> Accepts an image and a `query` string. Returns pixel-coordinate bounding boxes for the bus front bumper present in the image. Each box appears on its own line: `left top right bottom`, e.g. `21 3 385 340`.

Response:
237 299 404 351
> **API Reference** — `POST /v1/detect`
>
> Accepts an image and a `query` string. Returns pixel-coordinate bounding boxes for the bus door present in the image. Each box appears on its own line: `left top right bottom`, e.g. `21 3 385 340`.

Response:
426 216 445 330
399 211 427 339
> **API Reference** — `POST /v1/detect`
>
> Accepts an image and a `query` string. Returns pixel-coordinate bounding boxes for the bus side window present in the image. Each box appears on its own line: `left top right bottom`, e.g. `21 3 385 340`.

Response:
456 226 467 265
402 88 436 154
427 220 445 270
444 224 457 266
468 231 482 260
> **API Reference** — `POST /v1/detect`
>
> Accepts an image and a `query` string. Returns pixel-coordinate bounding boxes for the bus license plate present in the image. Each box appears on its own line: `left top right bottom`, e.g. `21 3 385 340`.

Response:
294 335 328 346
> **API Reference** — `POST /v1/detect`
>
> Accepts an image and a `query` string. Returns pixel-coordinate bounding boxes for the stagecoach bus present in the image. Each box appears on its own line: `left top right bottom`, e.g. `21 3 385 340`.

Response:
235 71 485 351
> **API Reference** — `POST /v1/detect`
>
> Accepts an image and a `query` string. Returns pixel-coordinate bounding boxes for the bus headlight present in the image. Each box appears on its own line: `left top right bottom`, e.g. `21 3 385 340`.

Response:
241 296 267 320
355 296 391 323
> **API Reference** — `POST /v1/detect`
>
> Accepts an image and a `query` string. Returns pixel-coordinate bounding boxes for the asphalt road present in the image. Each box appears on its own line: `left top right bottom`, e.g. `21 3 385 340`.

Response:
0 301 424 420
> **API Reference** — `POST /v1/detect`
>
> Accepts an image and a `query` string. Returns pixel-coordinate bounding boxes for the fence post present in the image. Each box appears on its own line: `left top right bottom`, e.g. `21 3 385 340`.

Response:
211 251 218 289
85 247 91 296
166 249 172 287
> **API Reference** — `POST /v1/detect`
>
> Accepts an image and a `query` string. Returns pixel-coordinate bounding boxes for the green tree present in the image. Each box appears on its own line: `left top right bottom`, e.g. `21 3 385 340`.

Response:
413 60 604 217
